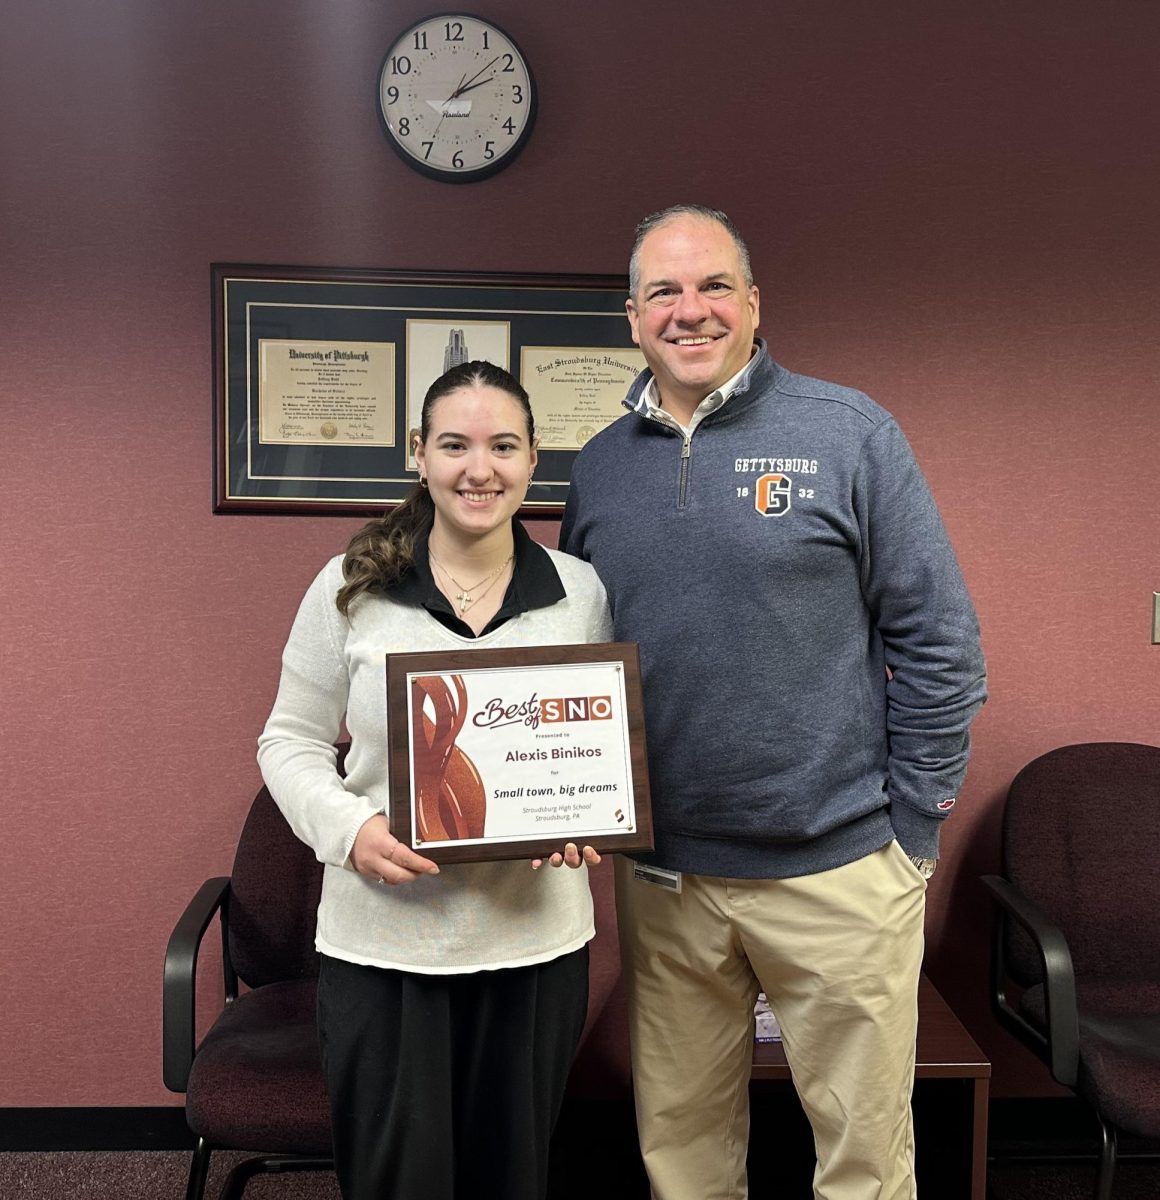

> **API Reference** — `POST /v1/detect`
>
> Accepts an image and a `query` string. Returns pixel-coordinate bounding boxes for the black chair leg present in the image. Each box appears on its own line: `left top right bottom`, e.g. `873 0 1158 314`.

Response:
218 1154 335 1200
185 1137 213 1200
1095 1117 1117 1200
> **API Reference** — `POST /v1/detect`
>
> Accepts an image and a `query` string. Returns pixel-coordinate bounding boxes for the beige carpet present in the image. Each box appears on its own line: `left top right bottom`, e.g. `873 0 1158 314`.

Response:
0 1150 340 1200
4 1149 1160 1200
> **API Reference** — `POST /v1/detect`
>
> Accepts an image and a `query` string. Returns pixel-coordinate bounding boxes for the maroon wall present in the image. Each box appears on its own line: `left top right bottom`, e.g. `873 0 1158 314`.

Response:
1 0 1157 1105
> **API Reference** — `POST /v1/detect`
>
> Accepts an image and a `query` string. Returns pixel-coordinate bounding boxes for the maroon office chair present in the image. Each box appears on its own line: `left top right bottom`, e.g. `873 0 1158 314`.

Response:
163 746 632 1200
163 769 333 1200
981 741 1160 1200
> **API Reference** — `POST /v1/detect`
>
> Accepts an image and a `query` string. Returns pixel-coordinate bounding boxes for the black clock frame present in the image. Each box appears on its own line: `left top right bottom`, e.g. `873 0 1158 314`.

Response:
375 12 538 184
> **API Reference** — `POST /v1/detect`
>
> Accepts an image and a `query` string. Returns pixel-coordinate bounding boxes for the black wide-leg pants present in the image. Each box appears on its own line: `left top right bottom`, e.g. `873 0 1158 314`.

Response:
317 946 589 1200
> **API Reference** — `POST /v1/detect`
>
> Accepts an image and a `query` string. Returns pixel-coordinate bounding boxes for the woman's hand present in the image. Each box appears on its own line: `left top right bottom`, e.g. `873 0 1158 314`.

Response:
531 842 601 870
351 813 440 885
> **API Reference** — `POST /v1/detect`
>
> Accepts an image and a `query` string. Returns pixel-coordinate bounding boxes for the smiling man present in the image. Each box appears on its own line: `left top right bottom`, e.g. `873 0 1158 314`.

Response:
625 211 759 423
560 205 987 1200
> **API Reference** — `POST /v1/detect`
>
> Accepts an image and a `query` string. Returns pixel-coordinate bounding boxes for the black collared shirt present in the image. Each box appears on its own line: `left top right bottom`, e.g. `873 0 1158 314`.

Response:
388 519 566 638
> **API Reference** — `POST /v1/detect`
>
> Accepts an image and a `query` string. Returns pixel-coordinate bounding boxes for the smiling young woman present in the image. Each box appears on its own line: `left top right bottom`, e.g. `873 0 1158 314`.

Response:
257 360 612 1200
415 378 538 632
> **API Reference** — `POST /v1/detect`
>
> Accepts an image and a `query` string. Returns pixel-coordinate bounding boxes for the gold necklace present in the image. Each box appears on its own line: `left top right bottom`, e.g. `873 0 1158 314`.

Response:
428 550 514 615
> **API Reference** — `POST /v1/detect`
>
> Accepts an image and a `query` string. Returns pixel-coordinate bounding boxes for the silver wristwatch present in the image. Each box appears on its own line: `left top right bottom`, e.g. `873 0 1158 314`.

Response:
907 854 937 880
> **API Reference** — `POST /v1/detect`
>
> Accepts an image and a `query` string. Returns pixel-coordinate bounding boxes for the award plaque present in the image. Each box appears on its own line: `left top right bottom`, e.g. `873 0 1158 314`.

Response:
386 643 652 864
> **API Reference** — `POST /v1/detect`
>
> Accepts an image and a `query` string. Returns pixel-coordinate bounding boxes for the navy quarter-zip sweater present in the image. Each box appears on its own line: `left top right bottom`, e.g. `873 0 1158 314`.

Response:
560 341 987 879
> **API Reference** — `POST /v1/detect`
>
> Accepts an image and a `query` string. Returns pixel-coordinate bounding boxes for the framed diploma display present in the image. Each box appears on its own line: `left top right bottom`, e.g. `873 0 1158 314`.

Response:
213 264 645 516
386 643 653 864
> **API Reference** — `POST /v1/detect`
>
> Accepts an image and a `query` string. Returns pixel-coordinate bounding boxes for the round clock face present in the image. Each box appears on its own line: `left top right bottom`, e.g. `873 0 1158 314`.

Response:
377 13 537 183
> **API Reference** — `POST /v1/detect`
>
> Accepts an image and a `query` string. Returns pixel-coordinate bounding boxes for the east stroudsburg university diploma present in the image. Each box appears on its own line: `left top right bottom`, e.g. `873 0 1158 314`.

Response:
520 347 644 449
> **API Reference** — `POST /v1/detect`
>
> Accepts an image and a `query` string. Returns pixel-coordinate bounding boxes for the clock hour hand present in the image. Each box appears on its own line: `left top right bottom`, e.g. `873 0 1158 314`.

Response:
431 56 498 139
451 55 500 98
454 75 495 97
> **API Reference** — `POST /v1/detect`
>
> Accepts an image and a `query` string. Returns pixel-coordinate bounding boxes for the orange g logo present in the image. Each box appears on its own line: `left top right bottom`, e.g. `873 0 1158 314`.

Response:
755 473 792 517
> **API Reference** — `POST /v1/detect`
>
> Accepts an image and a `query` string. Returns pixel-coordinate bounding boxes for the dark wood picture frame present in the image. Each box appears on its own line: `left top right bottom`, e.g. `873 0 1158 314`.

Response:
213 263 641 516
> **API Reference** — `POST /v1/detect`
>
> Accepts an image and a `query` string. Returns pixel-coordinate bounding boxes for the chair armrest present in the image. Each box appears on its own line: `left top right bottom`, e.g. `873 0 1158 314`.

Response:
163 876 230 1092
980 873 1079 1086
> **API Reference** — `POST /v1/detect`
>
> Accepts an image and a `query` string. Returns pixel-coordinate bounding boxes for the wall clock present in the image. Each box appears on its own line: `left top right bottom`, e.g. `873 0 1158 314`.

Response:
377 13 537 183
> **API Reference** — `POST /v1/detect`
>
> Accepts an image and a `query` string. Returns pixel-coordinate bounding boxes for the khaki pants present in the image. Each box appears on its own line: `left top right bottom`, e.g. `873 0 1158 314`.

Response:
615 841 927 1200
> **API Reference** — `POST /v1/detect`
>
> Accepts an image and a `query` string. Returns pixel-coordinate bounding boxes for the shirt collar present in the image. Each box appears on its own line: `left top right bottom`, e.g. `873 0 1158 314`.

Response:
638 340 762 435
390 518 565 636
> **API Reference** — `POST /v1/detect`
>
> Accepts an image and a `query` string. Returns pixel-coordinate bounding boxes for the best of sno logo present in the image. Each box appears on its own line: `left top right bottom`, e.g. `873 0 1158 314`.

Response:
541 696 613 723
472 693 613 730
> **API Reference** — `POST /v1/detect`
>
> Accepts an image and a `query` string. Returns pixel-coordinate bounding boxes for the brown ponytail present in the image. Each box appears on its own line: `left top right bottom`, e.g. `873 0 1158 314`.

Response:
335 485 434 616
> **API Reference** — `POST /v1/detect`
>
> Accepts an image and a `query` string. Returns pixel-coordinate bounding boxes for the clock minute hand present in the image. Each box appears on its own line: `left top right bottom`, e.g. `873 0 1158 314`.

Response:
455 75 495 97
451 55 500 98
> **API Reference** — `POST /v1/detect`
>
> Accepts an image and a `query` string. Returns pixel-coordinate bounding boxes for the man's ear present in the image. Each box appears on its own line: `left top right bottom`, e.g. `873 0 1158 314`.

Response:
625 296 641 346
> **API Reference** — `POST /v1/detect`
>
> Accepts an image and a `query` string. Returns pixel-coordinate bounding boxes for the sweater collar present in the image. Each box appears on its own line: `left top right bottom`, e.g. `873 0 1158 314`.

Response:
624 337 782 424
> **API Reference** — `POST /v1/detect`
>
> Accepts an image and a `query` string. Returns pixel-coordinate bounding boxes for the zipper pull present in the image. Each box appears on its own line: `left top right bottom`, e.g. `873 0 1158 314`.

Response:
681 437 691 459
